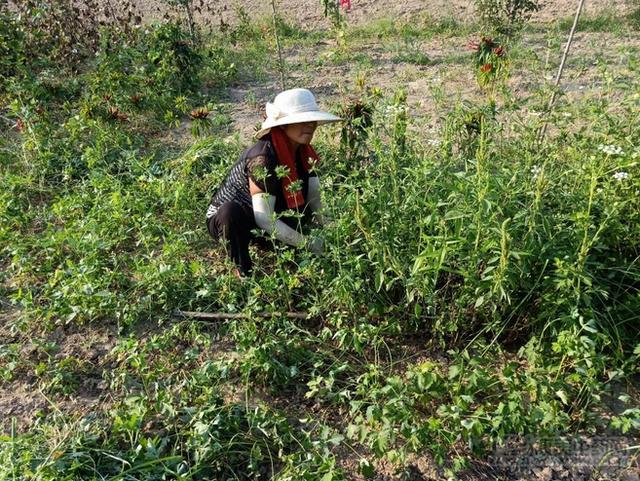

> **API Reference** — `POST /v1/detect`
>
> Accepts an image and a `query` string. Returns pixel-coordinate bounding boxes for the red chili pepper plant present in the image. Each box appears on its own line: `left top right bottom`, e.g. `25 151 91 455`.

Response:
467 36 509 95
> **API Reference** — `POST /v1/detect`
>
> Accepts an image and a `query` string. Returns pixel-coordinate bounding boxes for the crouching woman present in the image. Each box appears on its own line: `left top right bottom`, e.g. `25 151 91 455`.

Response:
205 88 341 275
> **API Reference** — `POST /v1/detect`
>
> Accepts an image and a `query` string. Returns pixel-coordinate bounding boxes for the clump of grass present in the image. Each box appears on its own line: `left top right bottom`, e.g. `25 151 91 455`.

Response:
627 6 640 30
556 10 628 34
347 15 471 42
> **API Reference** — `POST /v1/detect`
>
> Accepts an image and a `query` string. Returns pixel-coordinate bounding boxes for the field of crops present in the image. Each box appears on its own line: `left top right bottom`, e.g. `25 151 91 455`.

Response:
1 1 639 480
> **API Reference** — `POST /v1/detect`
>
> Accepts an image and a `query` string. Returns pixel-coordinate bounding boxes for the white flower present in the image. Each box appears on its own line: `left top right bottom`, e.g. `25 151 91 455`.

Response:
530 165 542 179
598 144 624 156
384 105 402 116
613 171 629 181
427 138 441 147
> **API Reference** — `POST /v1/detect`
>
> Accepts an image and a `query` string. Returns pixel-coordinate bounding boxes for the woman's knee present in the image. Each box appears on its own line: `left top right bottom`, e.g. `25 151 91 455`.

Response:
215 202 251 238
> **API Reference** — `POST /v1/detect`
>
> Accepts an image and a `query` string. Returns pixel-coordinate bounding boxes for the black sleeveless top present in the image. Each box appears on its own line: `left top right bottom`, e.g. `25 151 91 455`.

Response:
206 134 317 220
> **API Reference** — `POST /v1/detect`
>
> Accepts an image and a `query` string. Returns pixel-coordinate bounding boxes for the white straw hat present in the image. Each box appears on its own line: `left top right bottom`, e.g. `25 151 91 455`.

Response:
255 88 341 138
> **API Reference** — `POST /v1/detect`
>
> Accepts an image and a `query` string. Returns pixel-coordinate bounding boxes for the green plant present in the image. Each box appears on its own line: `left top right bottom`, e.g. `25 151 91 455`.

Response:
392 38 431 65
1 323 347 481
161 0 197 39
629 6 640 30
0 9 26 91
320 0 349 52
189 107 212 137
475 0 544 38
338 82 378 168
0 344 20 383
320 0 346 30
36 356 91 395
8 0 142 69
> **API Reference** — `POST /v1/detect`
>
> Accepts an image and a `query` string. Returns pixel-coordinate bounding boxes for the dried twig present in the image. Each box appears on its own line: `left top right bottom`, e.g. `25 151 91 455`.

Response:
270 0 286 90
537 0 586 143
172 309 309 321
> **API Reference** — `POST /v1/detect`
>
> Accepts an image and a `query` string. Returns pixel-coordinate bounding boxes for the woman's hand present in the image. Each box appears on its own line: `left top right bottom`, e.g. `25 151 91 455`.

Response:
307 236 324 255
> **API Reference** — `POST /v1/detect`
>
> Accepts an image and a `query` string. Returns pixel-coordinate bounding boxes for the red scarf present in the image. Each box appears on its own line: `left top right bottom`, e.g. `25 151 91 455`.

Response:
270 127 320 209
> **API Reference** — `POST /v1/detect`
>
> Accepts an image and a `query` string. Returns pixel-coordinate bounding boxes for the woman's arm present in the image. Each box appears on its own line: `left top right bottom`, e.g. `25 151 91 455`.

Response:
306 175 325 224
250 178 305 247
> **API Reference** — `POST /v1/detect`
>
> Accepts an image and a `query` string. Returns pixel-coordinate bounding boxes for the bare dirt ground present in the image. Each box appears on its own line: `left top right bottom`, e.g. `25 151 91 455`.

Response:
142 0 639 143
221 30 640 142
134 0 636 28
0 300 118 433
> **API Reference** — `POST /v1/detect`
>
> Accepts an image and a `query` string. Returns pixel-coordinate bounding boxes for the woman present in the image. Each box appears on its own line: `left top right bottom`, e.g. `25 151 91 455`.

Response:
206 88 341 275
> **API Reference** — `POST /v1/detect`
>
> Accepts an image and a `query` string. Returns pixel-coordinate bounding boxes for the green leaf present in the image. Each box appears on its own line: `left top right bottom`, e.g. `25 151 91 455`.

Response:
321 472 334 481
461 418 477 430
359 459 375 479
448 364 461 380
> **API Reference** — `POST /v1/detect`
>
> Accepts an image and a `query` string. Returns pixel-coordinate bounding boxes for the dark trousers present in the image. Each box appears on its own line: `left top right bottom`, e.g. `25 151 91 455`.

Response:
207 202 257 275
207 201 307 275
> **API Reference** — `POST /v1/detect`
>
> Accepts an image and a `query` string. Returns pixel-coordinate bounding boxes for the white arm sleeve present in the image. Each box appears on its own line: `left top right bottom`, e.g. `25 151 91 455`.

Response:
252 193 304 247
307 176 322 212
307 176 325 224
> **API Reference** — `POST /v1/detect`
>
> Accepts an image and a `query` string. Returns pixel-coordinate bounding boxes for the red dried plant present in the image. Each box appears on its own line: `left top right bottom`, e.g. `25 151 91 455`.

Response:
189 107 210 120
107 106 128 122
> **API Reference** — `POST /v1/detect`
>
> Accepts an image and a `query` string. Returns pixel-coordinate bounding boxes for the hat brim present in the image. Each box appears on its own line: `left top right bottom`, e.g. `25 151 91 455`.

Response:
255 110 341 139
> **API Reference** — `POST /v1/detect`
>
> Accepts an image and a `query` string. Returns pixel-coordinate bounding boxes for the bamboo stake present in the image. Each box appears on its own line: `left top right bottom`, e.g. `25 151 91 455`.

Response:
172 309 309 321
537 0 586 142
270 0 287 90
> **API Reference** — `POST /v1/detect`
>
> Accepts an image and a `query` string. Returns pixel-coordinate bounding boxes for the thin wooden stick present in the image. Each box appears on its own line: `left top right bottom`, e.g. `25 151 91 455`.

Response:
104 0 120 26
172 309 309 321
270 0 286 90
185 2 196 41
537 0 586 142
